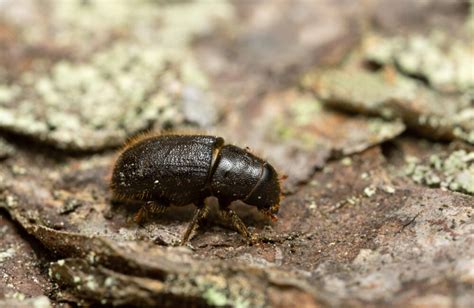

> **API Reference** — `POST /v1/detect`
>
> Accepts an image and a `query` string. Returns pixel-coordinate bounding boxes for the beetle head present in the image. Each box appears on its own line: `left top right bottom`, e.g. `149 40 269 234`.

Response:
244 163 281 221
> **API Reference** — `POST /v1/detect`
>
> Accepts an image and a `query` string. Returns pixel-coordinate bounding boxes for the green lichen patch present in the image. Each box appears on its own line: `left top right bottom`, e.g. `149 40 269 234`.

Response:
364 33 474 95
0 44 172 150
405 150 474 195
270 94 405 154
267 94 405 155
11 177 262 306
46 251 314 307
0 247 15 263
0 43 217 151
303 68 474 144
0 0 231 151
0 296 52 308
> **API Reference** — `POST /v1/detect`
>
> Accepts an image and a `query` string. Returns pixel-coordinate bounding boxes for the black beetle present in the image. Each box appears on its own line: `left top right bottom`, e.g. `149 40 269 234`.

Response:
110 134 281 244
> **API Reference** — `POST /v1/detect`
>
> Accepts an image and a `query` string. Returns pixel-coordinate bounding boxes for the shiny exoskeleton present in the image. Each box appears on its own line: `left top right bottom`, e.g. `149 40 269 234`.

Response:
110 134 281 244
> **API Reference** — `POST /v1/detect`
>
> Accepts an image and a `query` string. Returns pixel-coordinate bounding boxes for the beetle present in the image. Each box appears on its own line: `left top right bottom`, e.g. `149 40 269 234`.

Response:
110 134 282 245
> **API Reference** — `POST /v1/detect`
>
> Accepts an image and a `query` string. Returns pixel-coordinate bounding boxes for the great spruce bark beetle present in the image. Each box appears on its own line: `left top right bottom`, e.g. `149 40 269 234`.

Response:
110 134 282 245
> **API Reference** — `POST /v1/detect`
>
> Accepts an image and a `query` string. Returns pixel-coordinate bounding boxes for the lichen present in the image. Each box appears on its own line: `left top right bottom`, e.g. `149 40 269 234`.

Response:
86 275 99 290
405 150 474 195
5 195 18 208
0 43 217 150
104 276 115 288
32 296 52 308
0 247 15 263
166 271 264 308
363 186 377 198
0 138 15 159
271 96 323 149
364 33 474 95
304 68 473 144
0 0 232 150
13 0 234 55
58 197 83 215
383 185 396 194
467 0 474 35
0 85 19 103
341 157 352 166
270 93 404 154
290 96 323 126
11 292 26 301
368 118 405 139
203 287 229 307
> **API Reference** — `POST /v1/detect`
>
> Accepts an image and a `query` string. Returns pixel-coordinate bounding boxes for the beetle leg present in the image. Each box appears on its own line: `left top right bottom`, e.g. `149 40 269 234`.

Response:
147 201 167 214
133 205 148 224
134 201 167 224
219 209 256 244
180 201 209 245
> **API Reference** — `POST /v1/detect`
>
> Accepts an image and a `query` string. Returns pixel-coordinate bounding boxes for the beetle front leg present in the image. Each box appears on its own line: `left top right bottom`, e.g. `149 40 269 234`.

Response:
219 208 256 244
180 200 209 245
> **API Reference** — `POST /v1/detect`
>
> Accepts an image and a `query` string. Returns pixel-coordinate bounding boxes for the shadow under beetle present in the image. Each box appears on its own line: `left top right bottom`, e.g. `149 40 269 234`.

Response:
110 134 282 245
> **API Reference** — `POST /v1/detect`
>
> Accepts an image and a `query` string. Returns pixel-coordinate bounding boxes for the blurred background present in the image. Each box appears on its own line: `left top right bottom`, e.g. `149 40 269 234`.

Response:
0 1 473 307
0 0 472 184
